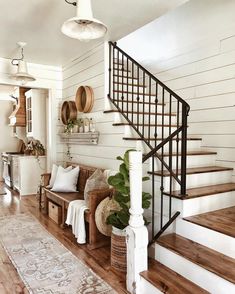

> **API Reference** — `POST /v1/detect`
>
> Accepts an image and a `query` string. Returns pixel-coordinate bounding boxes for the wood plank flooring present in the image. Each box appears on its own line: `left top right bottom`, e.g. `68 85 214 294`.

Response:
184 206 235 238
141 258 209 294
157 233 235 284
0 184 127 294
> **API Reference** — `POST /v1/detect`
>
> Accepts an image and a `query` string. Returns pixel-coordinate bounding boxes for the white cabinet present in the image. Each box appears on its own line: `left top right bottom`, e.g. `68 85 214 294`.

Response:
12 155 46 196
25 89 47 146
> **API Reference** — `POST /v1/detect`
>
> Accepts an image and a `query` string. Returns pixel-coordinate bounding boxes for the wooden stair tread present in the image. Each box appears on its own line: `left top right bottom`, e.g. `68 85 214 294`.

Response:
114 90 157 97
184 206 235 238
112 99 165 106
113 74 138 80
171 183 235 199
113 123 177 127
157 233 235 284
141 258 209 294
124 137 202 141
150 166 233 177
114 82 146 88
144 151 217 157
114 68 131 72
104 109 176 116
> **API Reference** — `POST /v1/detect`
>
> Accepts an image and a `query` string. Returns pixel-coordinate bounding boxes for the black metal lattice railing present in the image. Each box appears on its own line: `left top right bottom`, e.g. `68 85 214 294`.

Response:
108 42 190 243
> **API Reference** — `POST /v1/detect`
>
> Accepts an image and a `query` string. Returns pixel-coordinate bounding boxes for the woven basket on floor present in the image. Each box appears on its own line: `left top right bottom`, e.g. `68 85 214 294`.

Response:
111 227 127 273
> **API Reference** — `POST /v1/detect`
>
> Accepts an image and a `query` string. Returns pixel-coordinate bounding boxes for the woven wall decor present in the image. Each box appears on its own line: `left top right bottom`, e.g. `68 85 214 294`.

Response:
75 86 94 113
61 101 77 125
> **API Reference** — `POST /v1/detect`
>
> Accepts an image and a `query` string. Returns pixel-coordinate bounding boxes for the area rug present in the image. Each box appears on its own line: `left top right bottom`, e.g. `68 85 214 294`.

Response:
0 213 116 294
0 188 7 195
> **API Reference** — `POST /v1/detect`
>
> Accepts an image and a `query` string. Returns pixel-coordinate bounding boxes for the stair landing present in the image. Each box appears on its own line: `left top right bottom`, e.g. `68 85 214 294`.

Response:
141 258 209 294
184 206 235 238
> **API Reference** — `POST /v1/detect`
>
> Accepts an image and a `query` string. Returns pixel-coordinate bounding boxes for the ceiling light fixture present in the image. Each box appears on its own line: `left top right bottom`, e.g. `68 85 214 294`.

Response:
61 0 107 42
11 42 36 85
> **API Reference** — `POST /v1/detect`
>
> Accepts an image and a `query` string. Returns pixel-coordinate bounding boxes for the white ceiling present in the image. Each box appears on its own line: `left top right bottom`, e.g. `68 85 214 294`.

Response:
0 0 188 66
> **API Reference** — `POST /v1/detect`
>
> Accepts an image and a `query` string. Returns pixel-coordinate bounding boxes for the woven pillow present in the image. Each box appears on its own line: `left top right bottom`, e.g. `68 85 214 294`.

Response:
52 166 80 192
84 169 109 205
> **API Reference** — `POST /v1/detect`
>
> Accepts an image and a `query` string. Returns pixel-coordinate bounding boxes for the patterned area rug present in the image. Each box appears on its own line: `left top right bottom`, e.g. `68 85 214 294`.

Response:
0 214 116 294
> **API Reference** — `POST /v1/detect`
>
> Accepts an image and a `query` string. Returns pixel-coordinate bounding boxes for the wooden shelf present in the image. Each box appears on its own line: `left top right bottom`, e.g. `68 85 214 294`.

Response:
59 132 99 145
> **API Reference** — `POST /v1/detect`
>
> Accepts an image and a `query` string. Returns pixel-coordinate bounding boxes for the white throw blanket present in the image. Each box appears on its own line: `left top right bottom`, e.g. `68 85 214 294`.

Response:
65 200 88 244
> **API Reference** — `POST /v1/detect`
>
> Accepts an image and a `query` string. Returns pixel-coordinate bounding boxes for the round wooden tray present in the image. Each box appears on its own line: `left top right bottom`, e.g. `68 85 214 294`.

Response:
61 101 77 125
75 86 94 113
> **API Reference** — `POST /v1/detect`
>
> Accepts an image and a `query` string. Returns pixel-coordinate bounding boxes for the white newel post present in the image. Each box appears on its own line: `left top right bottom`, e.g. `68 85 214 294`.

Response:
126 151 148 294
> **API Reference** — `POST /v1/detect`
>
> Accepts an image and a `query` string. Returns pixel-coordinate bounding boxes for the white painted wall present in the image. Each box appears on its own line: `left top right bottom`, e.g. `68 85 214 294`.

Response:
0 57 62 170
0 100 19 152
119 0 235 181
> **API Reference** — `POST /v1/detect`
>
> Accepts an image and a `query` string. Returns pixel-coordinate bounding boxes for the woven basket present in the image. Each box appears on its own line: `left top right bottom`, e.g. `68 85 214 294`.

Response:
61 101 77 125
111 227 127 273
75 86 94 113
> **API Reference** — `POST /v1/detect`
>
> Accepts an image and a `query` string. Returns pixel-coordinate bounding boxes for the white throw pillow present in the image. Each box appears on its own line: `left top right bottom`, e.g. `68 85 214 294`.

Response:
47 164 72 188
51 166 80 192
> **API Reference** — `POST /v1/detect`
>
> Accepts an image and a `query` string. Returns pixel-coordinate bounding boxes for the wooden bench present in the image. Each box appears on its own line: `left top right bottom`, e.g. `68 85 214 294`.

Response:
41 163 112 250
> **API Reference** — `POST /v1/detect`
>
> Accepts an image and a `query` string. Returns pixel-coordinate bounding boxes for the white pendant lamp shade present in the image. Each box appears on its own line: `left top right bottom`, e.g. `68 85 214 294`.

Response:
12 60 36 84
61 0 107 41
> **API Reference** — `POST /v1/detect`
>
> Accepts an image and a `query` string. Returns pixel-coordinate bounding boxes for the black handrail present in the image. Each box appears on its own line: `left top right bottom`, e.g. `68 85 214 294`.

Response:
108 41 190 241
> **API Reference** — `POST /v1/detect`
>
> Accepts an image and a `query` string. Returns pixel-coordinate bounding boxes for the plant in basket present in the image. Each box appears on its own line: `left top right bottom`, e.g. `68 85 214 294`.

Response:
106 149 151 272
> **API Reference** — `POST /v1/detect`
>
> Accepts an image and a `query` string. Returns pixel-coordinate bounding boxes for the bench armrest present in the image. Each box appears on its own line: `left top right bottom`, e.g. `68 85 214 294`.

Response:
88 188 113 215
41 173 51 187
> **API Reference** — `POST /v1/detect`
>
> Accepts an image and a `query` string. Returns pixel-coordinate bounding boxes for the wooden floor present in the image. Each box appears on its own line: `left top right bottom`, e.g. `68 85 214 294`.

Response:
184 206 235 238
0 184 127 294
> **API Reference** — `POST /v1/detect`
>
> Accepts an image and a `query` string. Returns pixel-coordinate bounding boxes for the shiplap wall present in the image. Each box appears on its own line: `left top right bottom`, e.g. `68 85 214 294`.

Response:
0 57 62 169
143 36 235 181
59 43 140 170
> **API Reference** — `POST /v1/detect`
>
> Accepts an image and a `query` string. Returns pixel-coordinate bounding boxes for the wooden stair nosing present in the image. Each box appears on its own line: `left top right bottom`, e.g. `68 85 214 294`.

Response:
141 258 209 294
183 206 235 238
150 166 233 177
113 67 131 73
113 122 177 127
143 151 217 158
114 81 146 88
124 137 202 141
103 109 176 116
112 99 165 106
113 74 138 80
156 233 235 284
114 90 157 97
170 182 235 200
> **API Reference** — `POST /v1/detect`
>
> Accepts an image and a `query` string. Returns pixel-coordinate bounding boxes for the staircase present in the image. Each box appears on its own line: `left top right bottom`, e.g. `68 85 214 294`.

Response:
105 42 235 293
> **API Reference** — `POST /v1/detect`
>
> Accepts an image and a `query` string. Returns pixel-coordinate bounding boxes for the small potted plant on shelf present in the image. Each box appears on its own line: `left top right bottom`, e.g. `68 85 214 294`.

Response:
106 149 151 272
64 119 76 133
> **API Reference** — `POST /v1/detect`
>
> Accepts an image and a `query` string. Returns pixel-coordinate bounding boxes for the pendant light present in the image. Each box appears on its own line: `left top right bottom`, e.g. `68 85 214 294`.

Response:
11 42 36 85
61 0 107 41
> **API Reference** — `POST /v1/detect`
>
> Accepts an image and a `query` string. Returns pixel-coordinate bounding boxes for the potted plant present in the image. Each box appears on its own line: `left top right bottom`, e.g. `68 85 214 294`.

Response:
106 150 151 272
64 119 76 133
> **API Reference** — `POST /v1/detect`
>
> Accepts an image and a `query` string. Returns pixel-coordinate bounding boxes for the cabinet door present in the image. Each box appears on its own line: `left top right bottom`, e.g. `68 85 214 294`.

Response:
12 157 20 190
26 96 33 136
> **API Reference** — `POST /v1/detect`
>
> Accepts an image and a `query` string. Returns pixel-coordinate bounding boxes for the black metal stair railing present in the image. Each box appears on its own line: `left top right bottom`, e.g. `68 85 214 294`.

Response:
108 41 190 243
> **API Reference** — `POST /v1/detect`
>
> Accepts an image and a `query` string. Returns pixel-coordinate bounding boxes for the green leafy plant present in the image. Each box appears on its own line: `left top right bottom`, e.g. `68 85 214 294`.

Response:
64 119 76 133
106 150 151 230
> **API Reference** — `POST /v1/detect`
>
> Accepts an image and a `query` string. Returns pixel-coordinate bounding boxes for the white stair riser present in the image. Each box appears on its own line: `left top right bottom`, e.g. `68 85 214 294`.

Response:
124 125 177 137
146 191 235 217
113 112 176 124
135 140 202 154
111 102 165 113
140 277 162 294
176 191 235 217
155 244 235 294
154 170 232 190
148 154 216 170
176 219 235 258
